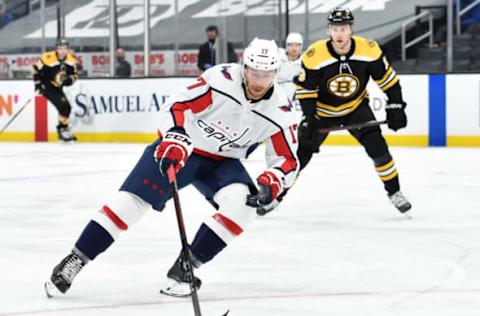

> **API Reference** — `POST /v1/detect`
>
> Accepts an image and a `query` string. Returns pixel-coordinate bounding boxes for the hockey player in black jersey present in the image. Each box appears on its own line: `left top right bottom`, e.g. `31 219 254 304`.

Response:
33 38 78 142
258 8 411 216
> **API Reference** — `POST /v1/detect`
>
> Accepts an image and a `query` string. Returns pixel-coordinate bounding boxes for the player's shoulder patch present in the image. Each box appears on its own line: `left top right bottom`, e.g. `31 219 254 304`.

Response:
64 53 77 66
210 63 242 84
269 88 297 123
301 39 333 70
41 51 59 66
219 65 234 81
351 36 383 61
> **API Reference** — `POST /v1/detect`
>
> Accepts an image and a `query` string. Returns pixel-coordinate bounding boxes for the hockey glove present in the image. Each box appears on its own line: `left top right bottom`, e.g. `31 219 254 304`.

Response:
246 169 284 207
386 102 407 131
62 75 75 87
34 83 45 94
154 126 193 176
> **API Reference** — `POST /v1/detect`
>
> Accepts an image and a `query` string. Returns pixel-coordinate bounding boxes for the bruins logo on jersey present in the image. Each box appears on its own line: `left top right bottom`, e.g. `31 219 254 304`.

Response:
327 74 359 98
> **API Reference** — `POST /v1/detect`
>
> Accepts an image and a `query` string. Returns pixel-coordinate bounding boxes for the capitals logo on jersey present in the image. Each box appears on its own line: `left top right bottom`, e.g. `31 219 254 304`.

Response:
197 119 253 152
279 101 294 112
221 66 233 81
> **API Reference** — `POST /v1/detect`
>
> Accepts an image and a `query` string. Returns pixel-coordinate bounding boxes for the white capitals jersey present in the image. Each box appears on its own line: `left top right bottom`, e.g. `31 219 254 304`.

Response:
277 48 302 103
159 63 299 187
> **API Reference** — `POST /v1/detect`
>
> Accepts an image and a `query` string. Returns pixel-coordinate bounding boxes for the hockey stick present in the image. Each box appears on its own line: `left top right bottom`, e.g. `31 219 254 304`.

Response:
318 120 388 133
167 165 203 316
0 98 32 135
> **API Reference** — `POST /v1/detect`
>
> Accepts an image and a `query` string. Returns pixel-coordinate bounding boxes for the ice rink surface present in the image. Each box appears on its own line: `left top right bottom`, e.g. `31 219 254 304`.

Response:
1 142 480 316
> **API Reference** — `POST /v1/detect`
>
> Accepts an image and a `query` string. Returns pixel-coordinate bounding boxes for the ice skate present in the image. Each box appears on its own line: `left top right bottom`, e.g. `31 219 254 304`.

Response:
389 191 412 214
44 253 85 298
160 255 201 298
56 124 77 143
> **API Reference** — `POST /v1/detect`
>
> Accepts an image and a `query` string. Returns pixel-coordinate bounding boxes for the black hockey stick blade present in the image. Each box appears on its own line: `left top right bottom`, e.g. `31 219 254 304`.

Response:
318 120 388 133
167 165 203 316
0 98 32 135
222 310 230 316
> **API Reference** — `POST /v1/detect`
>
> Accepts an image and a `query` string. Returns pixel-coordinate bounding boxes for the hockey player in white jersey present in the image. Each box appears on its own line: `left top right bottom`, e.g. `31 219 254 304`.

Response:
255 33 304 216
44 38 299 298
277 32 304 103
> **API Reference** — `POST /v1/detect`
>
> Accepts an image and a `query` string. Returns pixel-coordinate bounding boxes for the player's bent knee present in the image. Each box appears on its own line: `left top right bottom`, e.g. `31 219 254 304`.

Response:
359 129 389 158
92 191 150 239
204 183 256 243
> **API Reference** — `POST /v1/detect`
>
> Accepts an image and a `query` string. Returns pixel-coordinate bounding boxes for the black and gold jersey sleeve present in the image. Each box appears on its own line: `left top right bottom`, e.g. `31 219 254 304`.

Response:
353 37 403 104
63 53 79 86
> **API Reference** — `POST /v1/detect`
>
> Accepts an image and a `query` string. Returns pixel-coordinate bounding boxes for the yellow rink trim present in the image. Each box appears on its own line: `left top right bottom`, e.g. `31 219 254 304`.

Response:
324 135 428 147
447 136 480 147
0 132 157 143
69 132 158 143
2 133 480 147
0 132 35 142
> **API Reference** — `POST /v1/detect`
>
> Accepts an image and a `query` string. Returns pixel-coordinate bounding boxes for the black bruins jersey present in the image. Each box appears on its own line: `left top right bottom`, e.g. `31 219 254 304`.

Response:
33 51 78 89
295 36 403 118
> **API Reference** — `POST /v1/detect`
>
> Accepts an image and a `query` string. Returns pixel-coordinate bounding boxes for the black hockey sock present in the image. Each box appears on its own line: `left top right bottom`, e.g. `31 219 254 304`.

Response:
74 220 114 261
190 224 227 264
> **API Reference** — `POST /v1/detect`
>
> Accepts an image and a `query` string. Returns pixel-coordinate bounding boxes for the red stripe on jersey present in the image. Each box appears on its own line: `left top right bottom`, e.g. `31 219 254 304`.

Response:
186 90 212 113
170 90 212 126
213 213 243 236
171 102 189 126
270 130 297 174
102 205 128 230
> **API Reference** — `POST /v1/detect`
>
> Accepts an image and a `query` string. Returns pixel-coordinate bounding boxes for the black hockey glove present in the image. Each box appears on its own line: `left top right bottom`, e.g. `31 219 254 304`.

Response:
298 120 313 140
62 76 75 87
298 120 323 152
34 83 45 94
386 102 407 131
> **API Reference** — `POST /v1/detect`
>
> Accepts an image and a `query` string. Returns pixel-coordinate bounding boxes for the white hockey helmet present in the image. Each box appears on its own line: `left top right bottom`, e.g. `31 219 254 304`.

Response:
243 38 280 71
286 32 303 45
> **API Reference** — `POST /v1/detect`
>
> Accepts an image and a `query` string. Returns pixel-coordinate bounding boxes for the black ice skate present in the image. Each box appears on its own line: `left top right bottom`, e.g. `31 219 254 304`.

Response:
44 253 85 298
389 191 412 213
160 254 202 298
56 124 77 142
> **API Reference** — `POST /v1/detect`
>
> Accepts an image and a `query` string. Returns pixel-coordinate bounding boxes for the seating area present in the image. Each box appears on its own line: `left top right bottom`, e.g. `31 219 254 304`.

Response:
393 22 480 73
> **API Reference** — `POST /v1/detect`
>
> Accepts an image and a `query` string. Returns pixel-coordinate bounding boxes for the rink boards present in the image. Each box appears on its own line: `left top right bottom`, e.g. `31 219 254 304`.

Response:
0 74 479 146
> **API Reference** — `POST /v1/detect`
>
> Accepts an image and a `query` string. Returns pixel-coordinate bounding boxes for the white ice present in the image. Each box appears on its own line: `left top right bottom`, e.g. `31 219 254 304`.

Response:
1 142 480 316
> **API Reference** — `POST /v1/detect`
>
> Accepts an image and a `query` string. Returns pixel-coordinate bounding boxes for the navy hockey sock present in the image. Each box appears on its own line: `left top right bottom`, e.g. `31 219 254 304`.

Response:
74 220 114 261
190 224 227 264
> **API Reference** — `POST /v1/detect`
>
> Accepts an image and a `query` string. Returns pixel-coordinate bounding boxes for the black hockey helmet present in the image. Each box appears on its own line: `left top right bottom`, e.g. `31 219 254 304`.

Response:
328 8 354 25
56 38 69 48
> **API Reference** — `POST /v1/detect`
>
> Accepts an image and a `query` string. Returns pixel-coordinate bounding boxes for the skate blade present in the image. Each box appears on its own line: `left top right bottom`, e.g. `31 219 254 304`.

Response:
44 280 61 298
159 279 192 298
